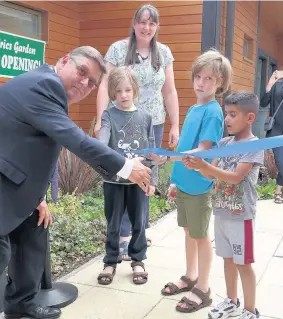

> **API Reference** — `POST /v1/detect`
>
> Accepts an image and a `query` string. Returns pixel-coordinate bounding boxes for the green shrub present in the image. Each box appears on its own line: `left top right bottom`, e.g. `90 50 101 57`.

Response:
256 178 276 200
49 192 106 277
157 161 173 198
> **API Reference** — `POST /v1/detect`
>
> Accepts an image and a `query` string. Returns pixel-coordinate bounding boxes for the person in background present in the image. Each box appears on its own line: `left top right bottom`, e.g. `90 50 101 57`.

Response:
95 4 180 259
261 70 283 204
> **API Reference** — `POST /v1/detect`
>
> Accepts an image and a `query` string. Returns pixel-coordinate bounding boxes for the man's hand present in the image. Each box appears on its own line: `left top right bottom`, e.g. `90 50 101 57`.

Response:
168 184 177 200
128 157 151 192
94 121 101 137
168 125 179 149
146 185 156 196
37 200 53 229
183 156 207 170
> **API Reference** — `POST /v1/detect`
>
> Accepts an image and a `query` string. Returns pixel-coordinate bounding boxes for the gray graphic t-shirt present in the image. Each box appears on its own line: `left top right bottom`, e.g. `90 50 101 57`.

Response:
212 137 264 220
98 107 158 185
104 39 174 125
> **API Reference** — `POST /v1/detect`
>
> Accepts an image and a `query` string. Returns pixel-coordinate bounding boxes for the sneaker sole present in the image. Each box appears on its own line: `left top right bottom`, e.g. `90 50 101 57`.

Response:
208 309 242 319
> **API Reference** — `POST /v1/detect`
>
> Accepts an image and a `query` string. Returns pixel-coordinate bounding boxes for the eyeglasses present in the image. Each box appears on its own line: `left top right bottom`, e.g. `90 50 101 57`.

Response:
70 58 100 89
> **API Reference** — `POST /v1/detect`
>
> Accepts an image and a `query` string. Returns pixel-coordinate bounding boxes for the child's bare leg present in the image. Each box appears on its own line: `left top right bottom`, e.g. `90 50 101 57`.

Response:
237 264 256 313
163 228 198 293
185 228 198 280
177 236 212 308
224 258 238 304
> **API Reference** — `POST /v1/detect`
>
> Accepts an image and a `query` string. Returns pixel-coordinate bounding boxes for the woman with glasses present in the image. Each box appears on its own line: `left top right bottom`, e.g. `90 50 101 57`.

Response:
95 4 179 261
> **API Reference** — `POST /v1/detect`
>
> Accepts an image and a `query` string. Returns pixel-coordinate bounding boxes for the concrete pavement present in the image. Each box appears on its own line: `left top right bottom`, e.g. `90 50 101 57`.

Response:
1 199 282 318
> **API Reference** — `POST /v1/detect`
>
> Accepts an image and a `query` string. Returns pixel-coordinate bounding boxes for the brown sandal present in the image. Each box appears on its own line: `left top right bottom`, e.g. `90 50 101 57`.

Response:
131 261 148 285
176 287 212 313
97 264 116 285
161 276 197 296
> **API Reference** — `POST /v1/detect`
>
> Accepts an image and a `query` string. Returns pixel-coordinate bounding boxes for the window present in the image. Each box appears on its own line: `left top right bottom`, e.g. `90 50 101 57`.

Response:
243 35 253 61
0 2 41 39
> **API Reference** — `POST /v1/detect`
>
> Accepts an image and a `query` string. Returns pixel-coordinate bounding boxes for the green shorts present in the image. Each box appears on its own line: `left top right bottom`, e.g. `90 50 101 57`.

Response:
176 187 212 238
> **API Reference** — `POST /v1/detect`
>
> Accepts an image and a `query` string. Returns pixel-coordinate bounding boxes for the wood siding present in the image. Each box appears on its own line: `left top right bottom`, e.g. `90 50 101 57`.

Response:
231 1 258 92
259 22 283 72
220 0 227 53
80 1 203 141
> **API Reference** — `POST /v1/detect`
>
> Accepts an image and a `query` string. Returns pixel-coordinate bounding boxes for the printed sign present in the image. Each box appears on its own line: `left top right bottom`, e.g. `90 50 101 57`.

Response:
0 30 45 78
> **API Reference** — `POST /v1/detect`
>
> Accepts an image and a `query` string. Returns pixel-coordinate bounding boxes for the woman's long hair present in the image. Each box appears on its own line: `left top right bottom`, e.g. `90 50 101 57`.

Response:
125 5 161 70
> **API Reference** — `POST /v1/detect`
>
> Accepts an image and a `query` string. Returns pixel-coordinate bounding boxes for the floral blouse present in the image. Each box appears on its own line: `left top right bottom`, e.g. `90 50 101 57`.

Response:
104 39 174 125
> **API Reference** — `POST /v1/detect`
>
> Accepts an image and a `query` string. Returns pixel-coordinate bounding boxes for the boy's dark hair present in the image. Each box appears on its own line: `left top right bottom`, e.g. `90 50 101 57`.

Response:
224 91 259 115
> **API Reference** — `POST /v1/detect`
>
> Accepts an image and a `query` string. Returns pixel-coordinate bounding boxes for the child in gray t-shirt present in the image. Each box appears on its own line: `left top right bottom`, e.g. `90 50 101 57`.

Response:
183 92 264 319
97 66 157 287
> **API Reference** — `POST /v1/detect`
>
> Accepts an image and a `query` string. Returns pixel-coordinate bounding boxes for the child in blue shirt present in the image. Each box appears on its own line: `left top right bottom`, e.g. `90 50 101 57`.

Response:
161 49 232 313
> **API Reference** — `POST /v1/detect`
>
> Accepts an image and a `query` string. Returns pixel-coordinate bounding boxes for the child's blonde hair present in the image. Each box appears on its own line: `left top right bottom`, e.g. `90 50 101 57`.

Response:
192 49 232 96
108 66 139 101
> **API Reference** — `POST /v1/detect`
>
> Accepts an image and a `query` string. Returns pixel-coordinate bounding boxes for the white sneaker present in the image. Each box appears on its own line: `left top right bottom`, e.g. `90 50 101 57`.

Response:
208 298 241 319
239 309 260 319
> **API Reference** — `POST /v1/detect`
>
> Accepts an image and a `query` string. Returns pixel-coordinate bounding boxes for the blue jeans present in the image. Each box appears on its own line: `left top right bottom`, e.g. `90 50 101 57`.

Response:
120 124 164 237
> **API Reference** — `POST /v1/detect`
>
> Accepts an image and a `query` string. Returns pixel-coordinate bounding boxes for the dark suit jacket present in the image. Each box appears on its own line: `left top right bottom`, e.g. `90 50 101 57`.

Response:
0 64 125 235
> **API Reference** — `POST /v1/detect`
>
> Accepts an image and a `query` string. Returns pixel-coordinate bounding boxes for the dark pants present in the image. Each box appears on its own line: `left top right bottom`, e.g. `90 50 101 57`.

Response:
268 125 283 186
120 124 164 237
103 183 147 265
0 211 47 313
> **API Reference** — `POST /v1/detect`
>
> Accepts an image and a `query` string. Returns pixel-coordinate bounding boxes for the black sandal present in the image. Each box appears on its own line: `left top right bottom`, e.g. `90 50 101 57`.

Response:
97 264 116 285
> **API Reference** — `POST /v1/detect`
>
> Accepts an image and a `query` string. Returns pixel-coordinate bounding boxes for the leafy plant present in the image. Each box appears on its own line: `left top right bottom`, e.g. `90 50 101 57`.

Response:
156 161 174 198
256 178 276 200
264 150 278 179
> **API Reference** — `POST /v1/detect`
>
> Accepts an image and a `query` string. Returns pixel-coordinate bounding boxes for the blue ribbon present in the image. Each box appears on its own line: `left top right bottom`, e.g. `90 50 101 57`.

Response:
122 135 283 159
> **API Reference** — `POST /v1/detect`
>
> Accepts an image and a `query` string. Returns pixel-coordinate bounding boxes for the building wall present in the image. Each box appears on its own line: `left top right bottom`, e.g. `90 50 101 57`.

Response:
0 1 80 121
220 1 227 54
231 1 259 92
259 22 280 62
278 39 283 69
80 1 203 141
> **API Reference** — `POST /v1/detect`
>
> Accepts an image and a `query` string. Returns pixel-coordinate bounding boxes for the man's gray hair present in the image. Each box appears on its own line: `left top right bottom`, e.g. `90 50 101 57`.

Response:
68 46 107 74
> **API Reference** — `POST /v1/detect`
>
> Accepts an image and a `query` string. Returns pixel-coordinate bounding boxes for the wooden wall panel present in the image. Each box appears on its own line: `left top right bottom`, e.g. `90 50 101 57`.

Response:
231 1 259 92
79 1 203 139
259 21 281 65
220 0 227 53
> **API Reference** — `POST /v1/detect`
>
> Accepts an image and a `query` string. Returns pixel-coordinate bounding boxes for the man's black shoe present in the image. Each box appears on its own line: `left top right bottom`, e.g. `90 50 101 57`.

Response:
4 305 61 319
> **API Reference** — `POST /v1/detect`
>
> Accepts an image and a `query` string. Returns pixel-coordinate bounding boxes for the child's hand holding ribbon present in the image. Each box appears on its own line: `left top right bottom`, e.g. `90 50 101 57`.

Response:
183 156 207 171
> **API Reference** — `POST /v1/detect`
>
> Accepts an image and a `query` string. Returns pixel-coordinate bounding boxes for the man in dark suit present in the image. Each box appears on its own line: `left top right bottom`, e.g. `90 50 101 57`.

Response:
0 46 151 319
